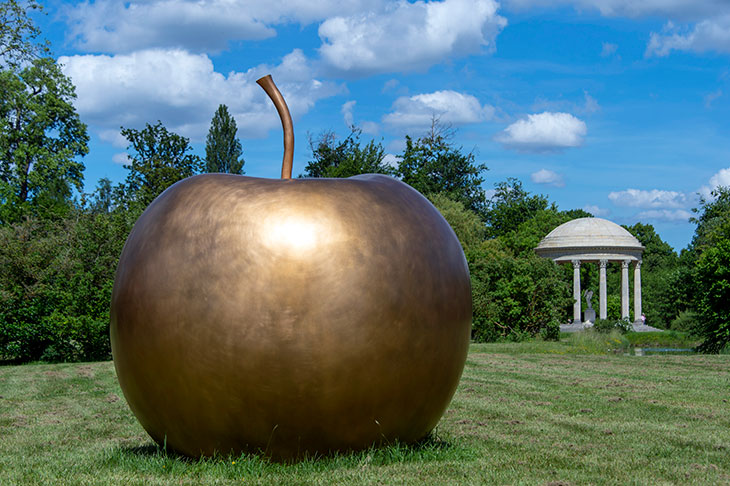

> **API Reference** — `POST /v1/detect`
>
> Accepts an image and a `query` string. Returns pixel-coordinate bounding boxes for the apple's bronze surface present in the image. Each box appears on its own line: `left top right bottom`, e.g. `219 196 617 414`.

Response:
110 75 472 460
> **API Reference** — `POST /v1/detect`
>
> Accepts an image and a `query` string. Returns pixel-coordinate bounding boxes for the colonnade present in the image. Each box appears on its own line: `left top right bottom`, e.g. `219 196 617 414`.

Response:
571 259 642 324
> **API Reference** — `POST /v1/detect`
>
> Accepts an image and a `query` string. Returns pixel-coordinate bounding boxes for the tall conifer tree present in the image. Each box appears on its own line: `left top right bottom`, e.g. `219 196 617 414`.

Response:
205 104 244 174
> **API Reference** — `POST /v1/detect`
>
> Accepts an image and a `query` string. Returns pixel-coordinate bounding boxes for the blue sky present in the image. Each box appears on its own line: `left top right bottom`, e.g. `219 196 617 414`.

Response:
35 0 730 251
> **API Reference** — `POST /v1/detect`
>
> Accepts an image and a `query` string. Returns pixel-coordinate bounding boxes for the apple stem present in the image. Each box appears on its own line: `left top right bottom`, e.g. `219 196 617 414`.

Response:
257 75 294 180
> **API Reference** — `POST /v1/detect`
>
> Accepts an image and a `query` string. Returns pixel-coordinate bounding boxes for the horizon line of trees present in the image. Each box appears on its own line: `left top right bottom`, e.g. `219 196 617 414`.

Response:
1 0 728 362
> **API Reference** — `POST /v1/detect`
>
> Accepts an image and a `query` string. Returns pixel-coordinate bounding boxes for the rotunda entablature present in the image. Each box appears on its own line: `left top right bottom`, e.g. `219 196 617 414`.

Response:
535 247 643 263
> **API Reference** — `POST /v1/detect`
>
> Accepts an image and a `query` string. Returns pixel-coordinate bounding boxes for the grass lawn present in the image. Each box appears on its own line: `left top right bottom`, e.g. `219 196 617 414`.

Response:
1 337 729 485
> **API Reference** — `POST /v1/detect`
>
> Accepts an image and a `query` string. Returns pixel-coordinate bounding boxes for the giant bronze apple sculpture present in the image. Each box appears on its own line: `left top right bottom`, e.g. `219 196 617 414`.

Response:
110 75 472 459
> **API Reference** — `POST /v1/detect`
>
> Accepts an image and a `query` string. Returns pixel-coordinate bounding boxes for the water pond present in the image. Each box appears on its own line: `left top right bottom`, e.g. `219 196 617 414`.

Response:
632 347 696 356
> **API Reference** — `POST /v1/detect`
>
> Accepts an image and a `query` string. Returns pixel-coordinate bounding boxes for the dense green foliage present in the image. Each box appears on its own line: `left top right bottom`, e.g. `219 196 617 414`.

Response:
397 129 488 219
303 128 393 178
120 121 201 208
0 202 126 361
468 239 570 342
0 57 89 222
690 188 730 352
0 118 194 361
623 222 683 329
205 104 244 174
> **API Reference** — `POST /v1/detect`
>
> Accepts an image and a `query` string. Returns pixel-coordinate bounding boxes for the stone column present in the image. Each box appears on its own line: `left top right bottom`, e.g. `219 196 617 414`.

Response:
621 260 630 320
572 259 581 325
599 259 608 320
634 261 642 323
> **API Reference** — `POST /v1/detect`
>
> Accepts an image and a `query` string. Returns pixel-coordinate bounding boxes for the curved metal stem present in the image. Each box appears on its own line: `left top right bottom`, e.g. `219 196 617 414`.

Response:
257 75 294 179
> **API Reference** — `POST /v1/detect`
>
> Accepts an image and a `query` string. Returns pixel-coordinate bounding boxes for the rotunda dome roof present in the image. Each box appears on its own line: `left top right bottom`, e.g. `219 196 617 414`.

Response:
535 217 643 250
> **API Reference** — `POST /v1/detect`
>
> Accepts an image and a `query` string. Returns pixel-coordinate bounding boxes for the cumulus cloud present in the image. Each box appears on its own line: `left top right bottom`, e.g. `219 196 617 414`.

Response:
112 152 131 165
504 1 730 57
495 112 586 152
503 0 730 20
318 0 506 76
59 49 342 141
531 169 565 187
65 0 382 53
646 16 730 57
383 90 494 132
99 130 130 148
698 167 730 199
583 204 610 217
636 209 693 222
382 153 401 168
709 167 730 188
608 188 690 208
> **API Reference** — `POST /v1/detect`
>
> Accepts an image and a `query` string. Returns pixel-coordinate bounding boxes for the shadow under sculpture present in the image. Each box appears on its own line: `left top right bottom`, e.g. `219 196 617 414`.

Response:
109 75 472 460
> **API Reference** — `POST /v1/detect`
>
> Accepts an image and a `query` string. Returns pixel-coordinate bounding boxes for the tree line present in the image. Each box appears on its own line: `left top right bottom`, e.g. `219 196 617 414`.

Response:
1 0 728 362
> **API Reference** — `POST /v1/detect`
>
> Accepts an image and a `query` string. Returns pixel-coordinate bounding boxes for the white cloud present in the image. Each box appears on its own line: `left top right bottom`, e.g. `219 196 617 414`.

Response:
607 188 689 208
341 100 379 133
709 167 730 189
382 153 401 168
99 130 129 148
112 152 131 165
704 89 723 108
646 16 730 57
531 169 565 187
360 121 380 135
342 100 356 127
318 0 506 76
496 112 586 152
600 42 618 57
699 167 730 199
583 204 610 217
504 1 730 57
383 90 495 132
583 91 600 113
503 0 730 20
636 209 693 222
65 0 382 53
60 49 342 141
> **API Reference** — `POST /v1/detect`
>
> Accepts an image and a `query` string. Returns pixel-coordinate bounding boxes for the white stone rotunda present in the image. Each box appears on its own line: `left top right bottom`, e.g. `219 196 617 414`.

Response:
535 218 655 332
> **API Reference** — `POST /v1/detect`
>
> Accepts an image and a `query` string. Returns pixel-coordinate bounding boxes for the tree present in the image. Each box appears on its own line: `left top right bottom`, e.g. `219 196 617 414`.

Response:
690 187 730 254
397 123 488 218
121 121 201 208
1 0 48 70
427 193 486 251
0 57 89 222
623 222 683 328
501 207 591 258
485 178 552 237
468 239 571 342
205 104 244 174
694 238 730 352
688 186 730 352
303 127 394 178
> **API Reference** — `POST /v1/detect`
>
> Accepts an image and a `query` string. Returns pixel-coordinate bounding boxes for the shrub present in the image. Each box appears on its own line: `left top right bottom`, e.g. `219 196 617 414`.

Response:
469 240 572 342
0 210 124 362
539 320 561 341
669 310 701 334
593 317 632 334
